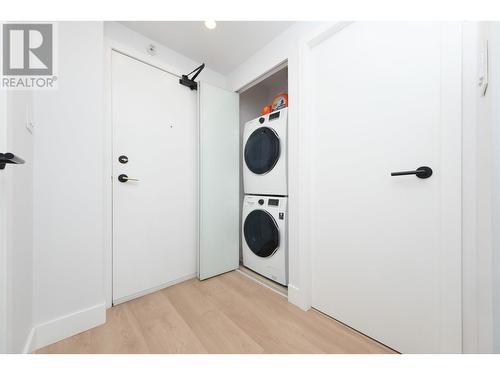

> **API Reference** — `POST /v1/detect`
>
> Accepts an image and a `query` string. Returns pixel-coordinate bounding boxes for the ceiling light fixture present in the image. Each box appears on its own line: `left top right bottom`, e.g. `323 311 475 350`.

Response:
204 20 216 30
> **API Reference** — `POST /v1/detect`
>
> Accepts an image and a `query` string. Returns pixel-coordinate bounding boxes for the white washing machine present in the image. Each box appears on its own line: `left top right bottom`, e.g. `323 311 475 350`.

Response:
242 195 288 285
243 108 287 196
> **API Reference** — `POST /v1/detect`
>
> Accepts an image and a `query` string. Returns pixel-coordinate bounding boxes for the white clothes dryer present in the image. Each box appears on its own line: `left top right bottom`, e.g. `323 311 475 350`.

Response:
243 108 287 196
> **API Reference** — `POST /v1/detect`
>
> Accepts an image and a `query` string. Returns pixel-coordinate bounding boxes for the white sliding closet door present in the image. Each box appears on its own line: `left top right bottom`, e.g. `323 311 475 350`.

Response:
198 82 239 280
309 23 462 353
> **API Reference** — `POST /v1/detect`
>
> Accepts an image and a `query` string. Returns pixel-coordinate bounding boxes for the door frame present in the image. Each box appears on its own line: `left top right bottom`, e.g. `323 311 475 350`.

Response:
103 40 187 308
296 22 464 351
292 22 353 310
0 91 8 352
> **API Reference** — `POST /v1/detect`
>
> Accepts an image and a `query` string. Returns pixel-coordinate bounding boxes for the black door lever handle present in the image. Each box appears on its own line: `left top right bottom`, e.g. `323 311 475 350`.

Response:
0 153 25 170
391 166 433 179
118 174 139 183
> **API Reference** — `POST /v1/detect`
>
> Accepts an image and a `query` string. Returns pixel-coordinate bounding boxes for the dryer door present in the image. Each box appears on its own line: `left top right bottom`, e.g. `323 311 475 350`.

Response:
244 209 280 257
244 127 280 175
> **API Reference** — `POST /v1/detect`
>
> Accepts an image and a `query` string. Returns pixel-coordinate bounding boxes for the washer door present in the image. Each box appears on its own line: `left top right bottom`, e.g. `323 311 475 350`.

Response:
244 127 281 175
244 209 280 258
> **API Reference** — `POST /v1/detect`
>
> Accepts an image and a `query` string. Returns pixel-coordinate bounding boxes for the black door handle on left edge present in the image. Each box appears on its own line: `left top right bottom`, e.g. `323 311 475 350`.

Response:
391 166 433 179
0 153 25 170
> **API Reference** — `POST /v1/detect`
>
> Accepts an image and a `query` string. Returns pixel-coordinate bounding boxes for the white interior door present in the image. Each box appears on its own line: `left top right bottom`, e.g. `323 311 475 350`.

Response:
112 51 197 304
309 23 462 353
198 82 239 280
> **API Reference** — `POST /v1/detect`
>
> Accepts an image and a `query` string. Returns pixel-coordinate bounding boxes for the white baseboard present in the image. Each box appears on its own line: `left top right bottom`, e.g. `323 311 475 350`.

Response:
287 284 310 311
112 273 196 305
33 303 106 352
22 327 37 354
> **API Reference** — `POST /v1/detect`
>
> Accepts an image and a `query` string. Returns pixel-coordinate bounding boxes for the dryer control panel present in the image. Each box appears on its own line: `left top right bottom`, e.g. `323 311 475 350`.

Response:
268 198 279 206
258 109 281 126
268 111 280 121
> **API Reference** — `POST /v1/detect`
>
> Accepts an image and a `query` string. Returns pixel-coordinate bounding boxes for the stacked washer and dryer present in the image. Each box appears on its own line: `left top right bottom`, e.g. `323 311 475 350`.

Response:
242 108 288 286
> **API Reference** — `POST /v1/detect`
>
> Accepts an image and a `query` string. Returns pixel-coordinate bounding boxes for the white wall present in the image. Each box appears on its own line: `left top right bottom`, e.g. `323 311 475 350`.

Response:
228 23 320 91
229 22 324 308
461 22 498 354
104 22 228 89
465 20 500 355
489 22 500 354
32 21 105 350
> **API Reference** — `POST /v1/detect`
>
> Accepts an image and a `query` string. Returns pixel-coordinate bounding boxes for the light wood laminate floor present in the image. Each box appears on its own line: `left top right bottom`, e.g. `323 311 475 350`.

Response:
37 271 395 354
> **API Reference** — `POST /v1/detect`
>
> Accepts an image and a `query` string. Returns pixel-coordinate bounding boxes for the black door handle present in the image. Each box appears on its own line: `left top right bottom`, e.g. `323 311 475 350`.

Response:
118 174 139 183
391 166 433 179
0 153 25 170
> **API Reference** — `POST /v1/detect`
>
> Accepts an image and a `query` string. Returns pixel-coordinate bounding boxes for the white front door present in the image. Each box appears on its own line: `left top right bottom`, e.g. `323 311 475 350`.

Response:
309 23 462 353
111 51 197 304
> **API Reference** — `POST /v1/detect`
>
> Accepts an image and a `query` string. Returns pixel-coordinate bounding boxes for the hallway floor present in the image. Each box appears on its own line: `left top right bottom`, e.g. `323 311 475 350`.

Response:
37 271 395 354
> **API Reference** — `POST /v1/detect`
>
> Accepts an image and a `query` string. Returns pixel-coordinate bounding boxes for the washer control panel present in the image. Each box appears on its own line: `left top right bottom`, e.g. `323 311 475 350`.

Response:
244 195 286 209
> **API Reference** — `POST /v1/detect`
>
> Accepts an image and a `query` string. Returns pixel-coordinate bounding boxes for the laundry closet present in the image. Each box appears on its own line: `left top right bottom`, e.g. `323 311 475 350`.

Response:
238 64 289 293
196 62 289 294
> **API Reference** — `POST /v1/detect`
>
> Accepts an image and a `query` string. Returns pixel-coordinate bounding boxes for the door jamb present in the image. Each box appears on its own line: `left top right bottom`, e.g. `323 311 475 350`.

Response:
0 91 8 352
293 22 352 310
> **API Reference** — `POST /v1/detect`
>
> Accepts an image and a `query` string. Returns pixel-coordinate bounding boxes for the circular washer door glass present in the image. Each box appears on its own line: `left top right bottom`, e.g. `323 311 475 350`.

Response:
244 127 280 175
244 209 280 258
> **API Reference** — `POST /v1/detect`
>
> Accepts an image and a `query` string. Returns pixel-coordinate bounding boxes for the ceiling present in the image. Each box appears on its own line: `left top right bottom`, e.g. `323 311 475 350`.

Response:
119 21 294 75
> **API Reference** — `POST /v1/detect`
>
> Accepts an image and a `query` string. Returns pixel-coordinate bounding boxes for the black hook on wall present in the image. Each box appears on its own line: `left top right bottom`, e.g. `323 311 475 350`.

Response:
179 63 205 91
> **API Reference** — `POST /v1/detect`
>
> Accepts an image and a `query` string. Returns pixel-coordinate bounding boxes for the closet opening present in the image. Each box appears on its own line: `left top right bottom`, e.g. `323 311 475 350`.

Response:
238 62 289 296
